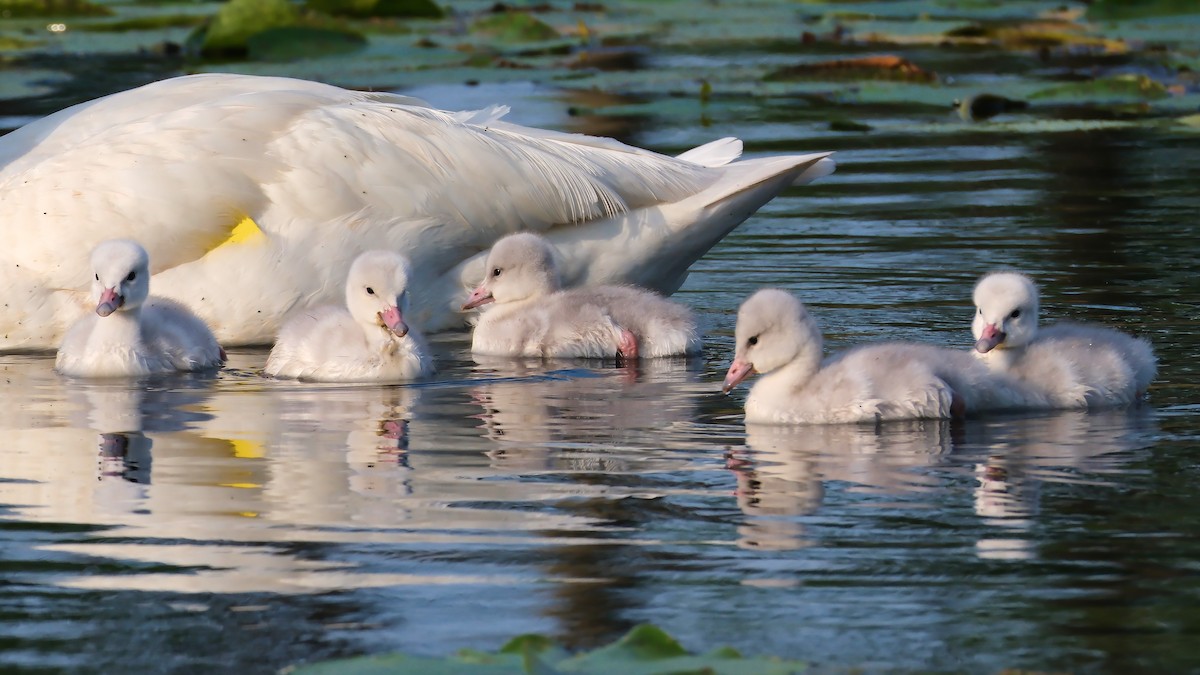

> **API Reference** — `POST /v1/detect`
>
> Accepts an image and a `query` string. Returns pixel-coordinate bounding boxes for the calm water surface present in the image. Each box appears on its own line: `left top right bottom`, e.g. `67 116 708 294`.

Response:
3 81 1200 674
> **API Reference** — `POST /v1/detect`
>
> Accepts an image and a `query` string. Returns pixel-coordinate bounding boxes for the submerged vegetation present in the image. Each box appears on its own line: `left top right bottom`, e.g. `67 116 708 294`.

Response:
286 624 808 674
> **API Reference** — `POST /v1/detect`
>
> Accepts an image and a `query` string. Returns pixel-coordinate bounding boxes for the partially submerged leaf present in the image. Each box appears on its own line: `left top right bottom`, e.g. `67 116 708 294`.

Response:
1087 0 1200 20
78 14 207 32
829 117 873 131
287 624 808 674
1030 74 1169 102
0 0 110 17
247 25 366 61
304 0 443 20
191 0 298 56
1177 113 1200 128
765 55 936 83
945 20 1126 53
471 11 560 43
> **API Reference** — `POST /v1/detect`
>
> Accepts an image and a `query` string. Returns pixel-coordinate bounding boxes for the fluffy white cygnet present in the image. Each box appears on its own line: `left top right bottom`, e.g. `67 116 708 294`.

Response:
723 289 1045 425
56 239 225 378
461 232 701 359
265 250 434 382
972 271 1156 408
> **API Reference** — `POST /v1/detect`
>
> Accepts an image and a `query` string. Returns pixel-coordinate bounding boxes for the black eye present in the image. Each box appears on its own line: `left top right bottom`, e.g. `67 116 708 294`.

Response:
492 268 502 278
1010 309 1021 319
366 287 375 295
126 271 136 282
748 336 759 346
95 273 99 281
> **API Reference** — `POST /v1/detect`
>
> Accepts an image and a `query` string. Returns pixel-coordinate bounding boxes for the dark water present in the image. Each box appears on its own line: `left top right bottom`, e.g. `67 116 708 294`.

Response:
3 75 1200 675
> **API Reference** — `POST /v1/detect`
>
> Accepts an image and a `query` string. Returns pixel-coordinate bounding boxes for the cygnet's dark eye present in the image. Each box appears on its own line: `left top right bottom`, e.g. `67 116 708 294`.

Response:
748 336 759 346
366 287 375 295
95 273 99 281
492 268 502 278
1010 309 1021 319
126 271 136 282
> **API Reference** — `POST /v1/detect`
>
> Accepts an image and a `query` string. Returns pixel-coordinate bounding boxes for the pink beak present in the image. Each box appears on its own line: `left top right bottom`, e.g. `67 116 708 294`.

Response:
461 284 494 311
96 287 122 317
722 358 755 394
974 323 1006 353
380 306 408 337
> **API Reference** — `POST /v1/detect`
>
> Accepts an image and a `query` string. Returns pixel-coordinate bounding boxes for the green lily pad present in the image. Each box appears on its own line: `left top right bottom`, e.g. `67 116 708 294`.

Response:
304 0 442 20
1087 0 1200 20
829 117 873 131
471 11 561 43
285 624 807 674
247 25 366 61
0 0 110 17
1029 74 1169 102
0 34 42 49
78 14 208 32
190 0 298 56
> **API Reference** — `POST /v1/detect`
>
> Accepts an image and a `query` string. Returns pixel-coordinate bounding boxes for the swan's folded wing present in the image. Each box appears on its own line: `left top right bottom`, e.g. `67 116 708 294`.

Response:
265 99 720 247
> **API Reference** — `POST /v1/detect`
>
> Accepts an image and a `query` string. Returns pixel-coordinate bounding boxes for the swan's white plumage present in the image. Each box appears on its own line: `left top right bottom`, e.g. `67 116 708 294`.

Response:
0 73 833 351
55 239 224 378
971 271 1156 408
265 250 433 382
464 232 701 359
723 289 1043 425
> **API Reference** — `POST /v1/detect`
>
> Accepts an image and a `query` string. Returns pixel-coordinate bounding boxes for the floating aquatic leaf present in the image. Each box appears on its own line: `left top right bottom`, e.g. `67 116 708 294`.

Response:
765 55 936 83
829 117 872 131
1029 74 1169 102
471 11 561 43
1087 0 1200 20
0 34 41 49
78 14 207 32
945 20 1125 53
1177 113 1200 128
247 25 366 61
304 0 442 20
190 0 298 56
0 0 109 17
285 624 808 674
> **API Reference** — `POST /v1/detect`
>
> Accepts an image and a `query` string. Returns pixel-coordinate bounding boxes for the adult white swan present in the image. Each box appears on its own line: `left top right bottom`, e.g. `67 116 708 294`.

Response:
0 73 834 352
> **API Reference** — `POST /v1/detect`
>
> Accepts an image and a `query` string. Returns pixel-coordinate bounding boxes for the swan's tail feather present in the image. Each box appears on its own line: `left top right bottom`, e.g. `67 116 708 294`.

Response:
793 156 837 186
676 137 743 167
700 152 834 210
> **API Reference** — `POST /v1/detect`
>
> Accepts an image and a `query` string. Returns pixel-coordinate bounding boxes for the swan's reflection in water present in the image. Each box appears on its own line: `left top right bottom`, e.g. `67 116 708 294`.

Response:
469 356 705 474
467 356 710 646
967 408 1155 560
733 421 953 550
730 409 1155 554
263 383 418 525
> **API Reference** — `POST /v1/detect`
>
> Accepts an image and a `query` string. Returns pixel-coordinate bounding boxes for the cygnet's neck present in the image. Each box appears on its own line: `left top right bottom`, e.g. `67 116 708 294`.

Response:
90 307 145 349
975 345 1023 371
357 321 408 356
752 348 822 400
490 294 543 314
523 266 562 299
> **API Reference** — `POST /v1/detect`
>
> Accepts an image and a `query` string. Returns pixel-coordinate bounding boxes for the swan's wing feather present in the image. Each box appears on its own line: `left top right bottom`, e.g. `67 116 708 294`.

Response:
266 101 718 244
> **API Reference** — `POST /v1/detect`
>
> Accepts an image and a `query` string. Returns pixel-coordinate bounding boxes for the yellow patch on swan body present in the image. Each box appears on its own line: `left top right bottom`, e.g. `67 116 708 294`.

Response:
230 438 265 459
212 216 266 251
